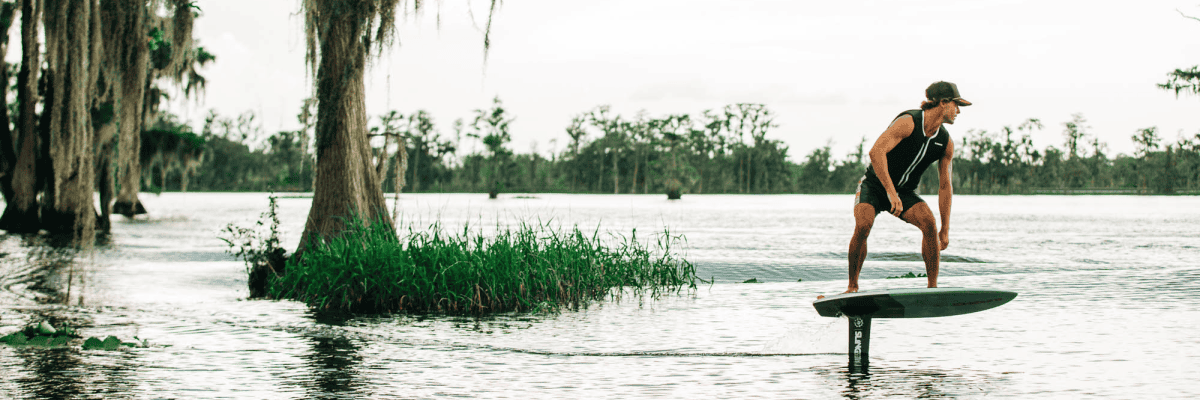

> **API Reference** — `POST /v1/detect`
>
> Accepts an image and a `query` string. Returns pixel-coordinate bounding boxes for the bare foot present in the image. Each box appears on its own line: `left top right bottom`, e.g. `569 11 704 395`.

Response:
817 287 859 300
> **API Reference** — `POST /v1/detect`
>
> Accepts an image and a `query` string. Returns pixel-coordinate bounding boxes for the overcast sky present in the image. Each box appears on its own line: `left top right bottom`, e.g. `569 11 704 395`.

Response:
175 0 1200 160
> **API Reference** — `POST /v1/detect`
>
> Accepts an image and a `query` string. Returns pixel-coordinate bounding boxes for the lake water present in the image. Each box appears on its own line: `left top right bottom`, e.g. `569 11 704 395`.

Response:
2 193 1199 399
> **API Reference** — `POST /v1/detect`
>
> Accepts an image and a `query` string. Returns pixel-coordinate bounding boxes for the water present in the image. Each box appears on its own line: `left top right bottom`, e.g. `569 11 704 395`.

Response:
2 193 1199 399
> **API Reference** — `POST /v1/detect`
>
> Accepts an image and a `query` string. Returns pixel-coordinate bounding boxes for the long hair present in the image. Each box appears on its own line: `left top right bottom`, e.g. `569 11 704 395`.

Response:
920 99 951 111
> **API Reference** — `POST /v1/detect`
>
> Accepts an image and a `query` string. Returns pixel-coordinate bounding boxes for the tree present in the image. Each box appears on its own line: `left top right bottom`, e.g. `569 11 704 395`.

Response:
562 114 586 191
1132 127 1161 158
1062 113 1090 159
109 0 150 218
587 105 625 194
798 144 833 193
0 0 37 233
108 0 206 219
299 1 392 251
654 114 697 199
723 103 776 193
1160 66 1200 98
403 110 437 192
471 97 514 198
38 0 102 244
1159 10 1199 98
295 97 317 191
1131 127 1162 192
368 110 405 193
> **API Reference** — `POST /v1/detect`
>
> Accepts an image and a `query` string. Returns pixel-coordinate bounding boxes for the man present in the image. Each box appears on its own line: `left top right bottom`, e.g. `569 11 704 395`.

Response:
840 81 969 294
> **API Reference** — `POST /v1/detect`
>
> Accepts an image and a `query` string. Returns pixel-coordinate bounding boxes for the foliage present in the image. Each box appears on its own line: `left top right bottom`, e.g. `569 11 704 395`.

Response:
0 321 148 350
184 110 314 192
1159 66 1200 98
151 106 1199 196
219 193 286 297
951 115 1199 194
269 217 699 314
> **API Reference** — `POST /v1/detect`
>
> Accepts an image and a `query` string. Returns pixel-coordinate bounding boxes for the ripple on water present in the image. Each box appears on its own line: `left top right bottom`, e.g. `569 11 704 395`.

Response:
2 193 1200 399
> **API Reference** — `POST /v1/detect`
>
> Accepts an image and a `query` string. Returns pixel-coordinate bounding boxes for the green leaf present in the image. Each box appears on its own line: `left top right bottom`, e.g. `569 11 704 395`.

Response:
26 336 50 347
102 336 121 351
82 337 103 350
1 331 25 344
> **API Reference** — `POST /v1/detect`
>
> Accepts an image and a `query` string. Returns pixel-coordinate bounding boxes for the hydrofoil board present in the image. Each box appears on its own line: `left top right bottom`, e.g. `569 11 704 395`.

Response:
813 287 1017 318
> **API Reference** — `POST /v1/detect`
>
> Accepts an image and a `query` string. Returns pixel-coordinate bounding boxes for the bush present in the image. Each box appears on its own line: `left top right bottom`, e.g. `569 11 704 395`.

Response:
270 218 698 314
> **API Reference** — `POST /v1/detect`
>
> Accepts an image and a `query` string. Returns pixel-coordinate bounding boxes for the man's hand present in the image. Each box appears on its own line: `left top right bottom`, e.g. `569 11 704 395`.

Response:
939 228 950 250
887 191 903 217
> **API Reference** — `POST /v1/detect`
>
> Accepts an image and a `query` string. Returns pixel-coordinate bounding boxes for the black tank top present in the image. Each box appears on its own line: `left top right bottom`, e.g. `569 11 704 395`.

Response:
863 110 949 191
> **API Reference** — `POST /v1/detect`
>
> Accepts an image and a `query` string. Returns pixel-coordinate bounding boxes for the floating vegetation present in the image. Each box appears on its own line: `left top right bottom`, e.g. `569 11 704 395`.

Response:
265 217 699 314
0 321 148 350
886 271 928 279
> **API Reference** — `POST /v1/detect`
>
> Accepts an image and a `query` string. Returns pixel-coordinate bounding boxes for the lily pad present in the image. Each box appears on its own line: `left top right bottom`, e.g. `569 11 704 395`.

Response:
101 336 121 351
82 337 103 350
2 332 27 345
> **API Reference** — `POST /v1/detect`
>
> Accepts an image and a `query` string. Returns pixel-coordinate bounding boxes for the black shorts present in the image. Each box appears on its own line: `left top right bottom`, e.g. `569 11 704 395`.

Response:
854 176 925 216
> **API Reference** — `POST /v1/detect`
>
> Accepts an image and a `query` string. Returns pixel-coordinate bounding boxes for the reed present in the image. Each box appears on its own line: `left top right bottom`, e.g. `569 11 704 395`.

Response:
268 217 699 313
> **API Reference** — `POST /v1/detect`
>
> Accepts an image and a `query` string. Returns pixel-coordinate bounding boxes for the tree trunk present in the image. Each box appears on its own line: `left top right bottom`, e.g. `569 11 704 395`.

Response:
95 121 117 233
41 0 97 245
629 154 638 194
0 1 16 203
0 0 42 232
410 140 420 192
112 0 147 217
297 2 395 254
612 149 618 194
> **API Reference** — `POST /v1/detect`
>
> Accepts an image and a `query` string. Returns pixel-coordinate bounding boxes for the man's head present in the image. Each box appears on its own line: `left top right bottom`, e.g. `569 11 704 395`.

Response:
921 81 970 124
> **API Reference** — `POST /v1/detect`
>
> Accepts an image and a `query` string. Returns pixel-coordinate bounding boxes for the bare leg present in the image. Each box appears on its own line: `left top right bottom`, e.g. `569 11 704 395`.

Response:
846 203 877 293
900 202 940 288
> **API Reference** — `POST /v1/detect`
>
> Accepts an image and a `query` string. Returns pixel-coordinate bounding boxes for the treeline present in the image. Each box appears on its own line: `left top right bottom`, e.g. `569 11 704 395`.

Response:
157 100 1199 196
946 114 1197 194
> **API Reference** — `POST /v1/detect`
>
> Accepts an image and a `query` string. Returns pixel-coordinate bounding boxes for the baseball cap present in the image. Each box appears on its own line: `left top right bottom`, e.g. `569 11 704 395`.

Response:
926 81 972 106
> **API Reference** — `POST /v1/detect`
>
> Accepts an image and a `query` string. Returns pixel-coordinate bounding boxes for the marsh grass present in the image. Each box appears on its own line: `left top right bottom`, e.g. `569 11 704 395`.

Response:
270 217 699 314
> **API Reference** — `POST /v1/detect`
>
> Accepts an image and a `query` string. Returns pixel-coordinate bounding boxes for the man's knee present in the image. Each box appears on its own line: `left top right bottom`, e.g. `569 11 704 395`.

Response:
852 204 876 240
853 222 873 240
903 204 937 235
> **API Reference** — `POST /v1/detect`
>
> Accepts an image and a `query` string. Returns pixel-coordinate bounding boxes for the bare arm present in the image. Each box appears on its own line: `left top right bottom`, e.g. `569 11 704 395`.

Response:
869 115 914 217
937 137 954 250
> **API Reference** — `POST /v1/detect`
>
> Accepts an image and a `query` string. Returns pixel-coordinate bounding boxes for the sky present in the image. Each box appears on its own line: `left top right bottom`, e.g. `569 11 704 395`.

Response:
172 0 1200 161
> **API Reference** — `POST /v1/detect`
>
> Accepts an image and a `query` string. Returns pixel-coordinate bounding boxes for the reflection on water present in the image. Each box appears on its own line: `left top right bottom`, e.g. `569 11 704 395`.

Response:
304 336 364 398
0 193 1199 399
813 363 1012 400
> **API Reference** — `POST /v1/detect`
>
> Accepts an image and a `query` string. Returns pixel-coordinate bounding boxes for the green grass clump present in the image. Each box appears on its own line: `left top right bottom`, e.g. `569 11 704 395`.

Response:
270 218 699 314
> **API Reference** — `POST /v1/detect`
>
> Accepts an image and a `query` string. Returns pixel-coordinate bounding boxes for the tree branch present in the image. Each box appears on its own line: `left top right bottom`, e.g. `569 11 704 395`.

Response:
1180 9 1200 22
